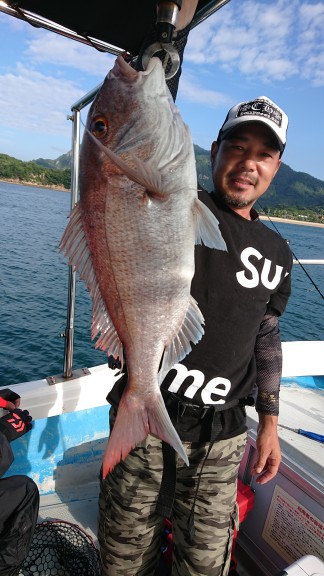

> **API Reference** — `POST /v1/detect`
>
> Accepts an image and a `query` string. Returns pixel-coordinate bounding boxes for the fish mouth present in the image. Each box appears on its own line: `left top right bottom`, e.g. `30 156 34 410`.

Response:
141 56 163 75
108 55 162 84
109 55 139 83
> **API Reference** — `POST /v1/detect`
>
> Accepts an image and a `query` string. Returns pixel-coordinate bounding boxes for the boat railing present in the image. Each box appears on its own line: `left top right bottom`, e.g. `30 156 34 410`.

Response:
293 259 324 265
62 87 103 379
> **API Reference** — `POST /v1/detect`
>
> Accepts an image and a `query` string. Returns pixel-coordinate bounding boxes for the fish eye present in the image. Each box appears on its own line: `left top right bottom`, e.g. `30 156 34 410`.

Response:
90 115 109 138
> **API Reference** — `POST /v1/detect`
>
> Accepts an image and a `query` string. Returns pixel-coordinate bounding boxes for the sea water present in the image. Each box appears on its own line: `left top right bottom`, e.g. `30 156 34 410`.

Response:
0 181 323 386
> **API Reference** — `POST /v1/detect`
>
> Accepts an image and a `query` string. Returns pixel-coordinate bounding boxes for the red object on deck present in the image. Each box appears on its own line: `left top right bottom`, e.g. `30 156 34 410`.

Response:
230 479 255 571
160 480 254 575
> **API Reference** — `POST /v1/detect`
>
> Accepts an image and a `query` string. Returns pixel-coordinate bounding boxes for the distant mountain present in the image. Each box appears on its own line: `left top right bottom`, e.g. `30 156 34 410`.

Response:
1 148 323 220
34 151 72 171
194 144 324 210
32 146 324 211
0 153 70 189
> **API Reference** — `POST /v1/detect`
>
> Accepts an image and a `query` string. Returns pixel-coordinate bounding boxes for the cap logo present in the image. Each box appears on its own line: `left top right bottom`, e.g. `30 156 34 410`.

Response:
237 99 282 128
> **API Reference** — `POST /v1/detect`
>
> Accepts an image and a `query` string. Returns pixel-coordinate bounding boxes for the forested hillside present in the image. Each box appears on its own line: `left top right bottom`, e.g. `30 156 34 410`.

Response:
1 148 323 223
0 153 70 189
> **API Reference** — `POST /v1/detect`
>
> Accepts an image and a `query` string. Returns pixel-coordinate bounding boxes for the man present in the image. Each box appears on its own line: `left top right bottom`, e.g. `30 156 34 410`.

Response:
98 96 293 576
0 389 39 576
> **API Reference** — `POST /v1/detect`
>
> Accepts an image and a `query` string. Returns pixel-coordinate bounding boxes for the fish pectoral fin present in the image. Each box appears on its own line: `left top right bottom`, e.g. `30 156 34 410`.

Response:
131 156 168 201
159 296 205 383
93 314 124 366
193 198 227 250
102 391 188 476
59 203 124 366
85 127 166 200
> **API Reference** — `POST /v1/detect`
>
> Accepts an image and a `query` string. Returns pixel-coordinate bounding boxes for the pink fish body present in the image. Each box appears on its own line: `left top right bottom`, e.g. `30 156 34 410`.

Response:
60 56 226 475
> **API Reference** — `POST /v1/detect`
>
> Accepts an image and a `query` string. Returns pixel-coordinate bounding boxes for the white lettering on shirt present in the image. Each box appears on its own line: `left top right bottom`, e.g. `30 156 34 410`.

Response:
164 363 231 405
236 247 284 289
201 377 231 404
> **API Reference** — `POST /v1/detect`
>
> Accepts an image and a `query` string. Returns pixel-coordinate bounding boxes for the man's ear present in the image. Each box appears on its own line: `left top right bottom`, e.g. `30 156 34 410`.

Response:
211 141 219 166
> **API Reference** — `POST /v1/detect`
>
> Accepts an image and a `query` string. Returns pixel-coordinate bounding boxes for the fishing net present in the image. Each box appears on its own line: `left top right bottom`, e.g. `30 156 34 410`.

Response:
19 520 101 576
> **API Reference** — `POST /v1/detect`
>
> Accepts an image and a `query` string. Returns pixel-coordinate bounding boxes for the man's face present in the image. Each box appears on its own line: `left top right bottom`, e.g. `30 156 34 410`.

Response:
211 122 282 217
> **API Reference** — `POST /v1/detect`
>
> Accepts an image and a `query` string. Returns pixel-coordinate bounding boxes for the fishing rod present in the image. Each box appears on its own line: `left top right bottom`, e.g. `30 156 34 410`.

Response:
257 204 324 301
279 424 324 444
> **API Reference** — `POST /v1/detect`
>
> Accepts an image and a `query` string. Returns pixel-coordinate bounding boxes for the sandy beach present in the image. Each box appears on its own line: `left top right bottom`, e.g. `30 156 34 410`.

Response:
0 178 69 192
259 216 324 228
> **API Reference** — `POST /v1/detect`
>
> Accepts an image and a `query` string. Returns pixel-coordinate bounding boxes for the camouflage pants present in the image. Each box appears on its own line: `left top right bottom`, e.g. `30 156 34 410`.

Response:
98 430 247 576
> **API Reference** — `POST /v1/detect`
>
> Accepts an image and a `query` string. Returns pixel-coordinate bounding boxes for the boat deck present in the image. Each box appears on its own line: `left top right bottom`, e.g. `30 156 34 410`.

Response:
38 487 99 545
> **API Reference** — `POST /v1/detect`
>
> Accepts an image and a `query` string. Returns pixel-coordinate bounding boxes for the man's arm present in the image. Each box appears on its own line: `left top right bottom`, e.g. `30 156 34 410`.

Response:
252 311 282 484
0 388 21 411
0 389 21 477
253 413 281 484
0 407 33 477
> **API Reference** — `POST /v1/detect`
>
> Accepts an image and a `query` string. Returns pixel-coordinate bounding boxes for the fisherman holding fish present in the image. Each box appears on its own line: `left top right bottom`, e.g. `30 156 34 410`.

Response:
60 3 292 575
96 95 292 576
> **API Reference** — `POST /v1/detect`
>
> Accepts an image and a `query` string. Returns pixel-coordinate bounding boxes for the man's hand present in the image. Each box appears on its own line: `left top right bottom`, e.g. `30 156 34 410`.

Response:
252 414 281 485
0 388 21 410
0 409 33 442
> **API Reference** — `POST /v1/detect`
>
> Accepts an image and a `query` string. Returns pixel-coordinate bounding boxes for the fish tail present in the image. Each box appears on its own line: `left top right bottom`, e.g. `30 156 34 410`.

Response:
148 395 189 465
102 391 188 476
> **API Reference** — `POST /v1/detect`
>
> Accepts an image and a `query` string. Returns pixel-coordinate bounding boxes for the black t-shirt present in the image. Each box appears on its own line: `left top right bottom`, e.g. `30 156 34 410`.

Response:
161 190 292 406
108 189 293 441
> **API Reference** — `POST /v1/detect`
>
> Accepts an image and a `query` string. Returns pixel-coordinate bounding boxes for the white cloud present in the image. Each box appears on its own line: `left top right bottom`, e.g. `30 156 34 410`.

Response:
178 72 231 107
25 31 115 77
187 0 324 85
0 64 84 136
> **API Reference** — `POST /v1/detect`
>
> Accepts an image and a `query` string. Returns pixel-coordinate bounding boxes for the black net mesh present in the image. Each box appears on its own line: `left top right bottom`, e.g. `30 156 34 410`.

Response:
19 520 101 576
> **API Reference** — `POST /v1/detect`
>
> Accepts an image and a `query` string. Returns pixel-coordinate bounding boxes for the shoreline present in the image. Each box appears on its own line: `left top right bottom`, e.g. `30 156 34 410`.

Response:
0 178 69 193
1 179 323 227
259 216 324 228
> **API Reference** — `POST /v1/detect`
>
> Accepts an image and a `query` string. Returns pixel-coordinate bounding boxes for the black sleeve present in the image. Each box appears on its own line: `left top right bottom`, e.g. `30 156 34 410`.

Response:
267 249 293 316
0 430 14 478
255 311 282 416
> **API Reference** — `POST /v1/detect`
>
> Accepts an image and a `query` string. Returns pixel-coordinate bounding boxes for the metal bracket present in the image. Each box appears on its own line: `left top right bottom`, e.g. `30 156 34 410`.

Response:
46 367 91 385
142 42 180 79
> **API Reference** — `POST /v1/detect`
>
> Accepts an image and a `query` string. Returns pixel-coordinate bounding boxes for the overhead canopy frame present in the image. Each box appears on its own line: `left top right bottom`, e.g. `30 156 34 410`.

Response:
0 1 231 56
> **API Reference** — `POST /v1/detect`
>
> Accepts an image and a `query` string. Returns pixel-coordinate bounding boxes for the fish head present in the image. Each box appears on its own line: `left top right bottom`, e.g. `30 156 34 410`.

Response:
82 56 176 161
80 55 195 197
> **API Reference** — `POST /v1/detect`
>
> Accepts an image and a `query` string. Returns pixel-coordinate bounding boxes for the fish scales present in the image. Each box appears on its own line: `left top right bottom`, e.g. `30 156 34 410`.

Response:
59 55 226 475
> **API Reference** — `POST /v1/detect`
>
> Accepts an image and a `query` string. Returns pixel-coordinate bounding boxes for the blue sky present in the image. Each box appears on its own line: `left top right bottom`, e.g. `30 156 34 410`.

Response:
0 0 324 180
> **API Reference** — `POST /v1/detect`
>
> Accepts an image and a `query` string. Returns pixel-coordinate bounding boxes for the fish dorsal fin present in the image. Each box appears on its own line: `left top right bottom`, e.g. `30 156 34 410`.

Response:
59 203 124 365
193 198 227 250
85 127 166 200
158 296 205 384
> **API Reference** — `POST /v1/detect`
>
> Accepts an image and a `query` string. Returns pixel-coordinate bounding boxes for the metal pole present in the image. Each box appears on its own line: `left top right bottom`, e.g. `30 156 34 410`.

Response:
62 87 101 379
63 108 81 378
191 0 232 28
0 3 126 56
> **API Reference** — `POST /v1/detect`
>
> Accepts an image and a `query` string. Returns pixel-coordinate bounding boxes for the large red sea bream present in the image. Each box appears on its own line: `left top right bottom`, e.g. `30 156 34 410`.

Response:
60 55 226 475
